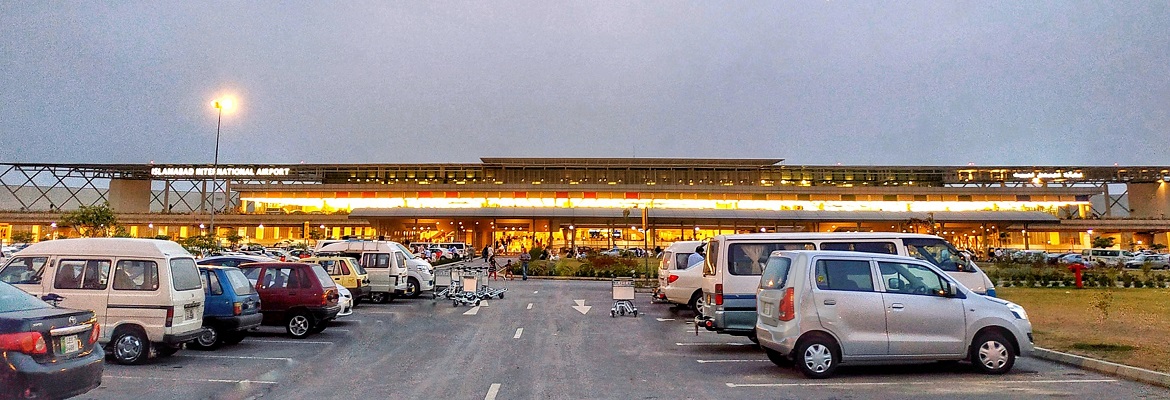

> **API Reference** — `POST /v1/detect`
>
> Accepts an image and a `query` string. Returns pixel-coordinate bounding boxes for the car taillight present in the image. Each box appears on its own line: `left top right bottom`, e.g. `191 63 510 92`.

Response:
668 274 679 284
0 332 47 354
779 287 795 321
321 290 331 306
715 283 723 306
233 302 243 316
89 322 100 345
165 306 175 327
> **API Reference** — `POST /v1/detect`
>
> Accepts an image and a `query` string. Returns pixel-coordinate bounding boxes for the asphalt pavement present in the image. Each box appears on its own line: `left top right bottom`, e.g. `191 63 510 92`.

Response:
82 259 1170 399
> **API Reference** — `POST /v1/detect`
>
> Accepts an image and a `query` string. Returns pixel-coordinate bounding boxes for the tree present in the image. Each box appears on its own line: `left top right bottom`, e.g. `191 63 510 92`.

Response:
225 232 244 248
61 203 118 237
181 235 220 255
1092 236 1116 249
10 231 35 244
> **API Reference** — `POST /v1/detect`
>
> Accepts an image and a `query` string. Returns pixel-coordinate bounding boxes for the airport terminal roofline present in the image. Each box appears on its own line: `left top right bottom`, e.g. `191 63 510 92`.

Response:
349 208 1060 223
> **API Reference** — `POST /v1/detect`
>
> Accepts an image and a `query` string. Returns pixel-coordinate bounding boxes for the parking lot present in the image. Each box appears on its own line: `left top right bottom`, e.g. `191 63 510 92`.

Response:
82 260 1170 399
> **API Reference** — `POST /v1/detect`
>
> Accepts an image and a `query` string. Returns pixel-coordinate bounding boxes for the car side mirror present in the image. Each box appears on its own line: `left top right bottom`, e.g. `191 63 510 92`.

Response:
942 284 958 297
887 278 902 291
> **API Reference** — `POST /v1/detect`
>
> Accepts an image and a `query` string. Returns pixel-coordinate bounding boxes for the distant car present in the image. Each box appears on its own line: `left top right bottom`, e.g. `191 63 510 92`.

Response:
0 281 104 399
191 265 262 350
1125 254 1170 270
197 255 275 268
600 248 622 257
1058 253 1086 265
1011 250 1048 263
427 246 456 261
336 285 353 317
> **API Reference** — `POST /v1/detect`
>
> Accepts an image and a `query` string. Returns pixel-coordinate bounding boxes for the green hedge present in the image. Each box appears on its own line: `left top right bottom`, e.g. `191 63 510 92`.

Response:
517 255 658 278
985 262 1169 289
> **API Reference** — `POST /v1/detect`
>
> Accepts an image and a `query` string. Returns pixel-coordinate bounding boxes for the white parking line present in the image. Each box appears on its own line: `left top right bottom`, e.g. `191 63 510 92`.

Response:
514 328 524 339
485 383 501 400
533 291 538 294
527 303 533 310
675 342 747 346
361 311 399 315
464 306 481 315
246 339 334 345
105 376 278 385
724 379 1119 388
696 359 768 363
180 354 292 361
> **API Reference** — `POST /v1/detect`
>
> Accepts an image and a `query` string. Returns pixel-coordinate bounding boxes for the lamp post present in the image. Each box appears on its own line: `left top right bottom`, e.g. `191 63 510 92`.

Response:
209 98 233 240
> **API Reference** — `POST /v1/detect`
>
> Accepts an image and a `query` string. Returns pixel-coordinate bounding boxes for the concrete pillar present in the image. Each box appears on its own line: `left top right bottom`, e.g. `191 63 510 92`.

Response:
1127 182 1170 219
108 179 151 213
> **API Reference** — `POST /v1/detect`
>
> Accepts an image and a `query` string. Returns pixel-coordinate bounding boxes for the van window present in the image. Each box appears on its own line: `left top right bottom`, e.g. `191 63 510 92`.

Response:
170 258 203 291
201 270 224 295
820 242 897 255
364 253 391 268
114 260 159 291
675 253 695 269
0 256 48 284
903 238 966 272
704 241 719 276
728 243 814 276
55 260 110 290
395 253 407 271
814 259 874 292
759 256 792 290
878 261 946 296
224 269 256 295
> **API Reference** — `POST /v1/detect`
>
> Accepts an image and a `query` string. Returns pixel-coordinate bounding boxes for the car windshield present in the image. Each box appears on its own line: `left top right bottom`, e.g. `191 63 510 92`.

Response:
394 243 420 259
0 282 49 313
0 256 48 284
904 238 967 272
309 265 335 287
759 256 792 290
224 268 256 295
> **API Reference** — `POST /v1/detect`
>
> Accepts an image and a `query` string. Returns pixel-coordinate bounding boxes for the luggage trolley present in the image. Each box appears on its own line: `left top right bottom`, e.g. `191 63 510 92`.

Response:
610 278 637 317
450 266 485 307
432 265 455 299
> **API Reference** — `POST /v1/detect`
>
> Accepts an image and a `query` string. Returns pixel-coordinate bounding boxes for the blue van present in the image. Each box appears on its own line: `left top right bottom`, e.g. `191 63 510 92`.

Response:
191 265 262 350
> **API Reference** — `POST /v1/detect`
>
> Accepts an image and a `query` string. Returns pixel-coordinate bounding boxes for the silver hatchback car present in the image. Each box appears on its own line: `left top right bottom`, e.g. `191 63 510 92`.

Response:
756 250 1033 378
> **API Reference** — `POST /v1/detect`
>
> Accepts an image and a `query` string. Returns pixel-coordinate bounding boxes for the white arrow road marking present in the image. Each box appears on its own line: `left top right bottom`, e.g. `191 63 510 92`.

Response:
464 306 481 315
656 318 675 321
527 303 533 310
514 328 524 339
480 300 489 307
675 342 747 346
572 299 592 315
485 383 502 400
534 291 539 294
696 359 768 363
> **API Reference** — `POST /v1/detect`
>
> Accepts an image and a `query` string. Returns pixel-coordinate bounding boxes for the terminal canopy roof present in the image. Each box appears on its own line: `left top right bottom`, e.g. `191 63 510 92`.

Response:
350 208 1058 223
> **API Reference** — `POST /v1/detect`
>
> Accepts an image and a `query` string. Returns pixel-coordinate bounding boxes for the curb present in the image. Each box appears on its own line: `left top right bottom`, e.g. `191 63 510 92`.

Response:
1032 346 1170 388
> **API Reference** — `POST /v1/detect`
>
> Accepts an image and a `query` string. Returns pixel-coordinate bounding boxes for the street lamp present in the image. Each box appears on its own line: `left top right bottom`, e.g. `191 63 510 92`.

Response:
209 97 234 240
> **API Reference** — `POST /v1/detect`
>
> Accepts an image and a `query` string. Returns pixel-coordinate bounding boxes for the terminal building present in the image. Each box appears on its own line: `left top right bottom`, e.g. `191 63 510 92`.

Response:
2 158 1169 254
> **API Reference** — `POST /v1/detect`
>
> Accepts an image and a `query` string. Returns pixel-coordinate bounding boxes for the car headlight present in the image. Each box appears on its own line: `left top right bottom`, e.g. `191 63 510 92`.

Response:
1005 301 1028 320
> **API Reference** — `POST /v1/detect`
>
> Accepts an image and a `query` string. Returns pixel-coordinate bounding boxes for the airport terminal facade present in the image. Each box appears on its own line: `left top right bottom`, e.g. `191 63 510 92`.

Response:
3 158 1170 254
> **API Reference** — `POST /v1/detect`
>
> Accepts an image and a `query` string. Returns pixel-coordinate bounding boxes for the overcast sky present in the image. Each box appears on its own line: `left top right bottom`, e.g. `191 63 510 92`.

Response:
2 1 1168 166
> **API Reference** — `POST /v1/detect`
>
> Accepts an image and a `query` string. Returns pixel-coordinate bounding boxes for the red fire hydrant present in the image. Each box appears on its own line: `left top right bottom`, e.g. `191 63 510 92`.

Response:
1068 262 1086 289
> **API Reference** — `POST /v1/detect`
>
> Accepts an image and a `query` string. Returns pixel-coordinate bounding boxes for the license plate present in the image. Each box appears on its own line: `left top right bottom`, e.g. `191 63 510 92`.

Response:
61 335 80 353
185 307 196 320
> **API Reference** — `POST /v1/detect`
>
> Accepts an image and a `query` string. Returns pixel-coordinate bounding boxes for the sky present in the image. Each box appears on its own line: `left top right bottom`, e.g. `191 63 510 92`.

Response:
1 1 1168 166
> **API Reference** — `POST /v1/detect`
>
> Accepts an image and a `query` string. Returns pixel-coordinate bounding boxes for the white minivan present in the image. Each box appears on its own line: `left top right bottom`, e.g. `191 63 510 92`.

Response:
0 238 206 365
1080 248 1134 266
317 240 432 301
697 233 995 340
756 250 1032 378
654 241 705 311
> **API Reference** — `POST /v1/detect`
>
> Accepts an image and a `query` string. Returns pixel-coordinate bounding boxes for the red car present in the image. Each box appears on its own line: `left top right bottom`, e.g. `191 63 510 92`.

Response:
237 263 341 338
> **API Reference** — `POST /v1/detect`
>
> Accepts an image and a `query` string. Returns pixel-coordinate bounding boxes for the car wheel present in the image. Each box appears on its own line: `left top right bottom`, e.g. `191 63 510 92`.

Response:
687 291 702 314
795 333 840 379
370 292 389 304
971 331 1015 374
110 329 151 365
286 312 314 339
191 326 221 350
765 347 793 368
405 278 421 298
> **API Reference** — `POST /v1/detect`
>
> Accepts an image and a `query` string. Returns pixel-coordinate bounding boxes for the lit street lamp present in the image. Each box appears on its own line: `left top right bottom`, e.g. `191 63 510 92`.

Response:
209 97 234 240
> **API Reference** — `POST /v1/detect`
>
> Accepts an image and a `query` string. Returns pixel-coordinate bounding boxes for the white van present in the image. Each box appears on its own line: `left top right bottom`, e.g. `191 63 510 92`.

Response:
697 233 995 340
0 238 205 365
654 241 705 311
388 241 435 298
1080 248 1134 266
317 241 421 301
435 242 470 260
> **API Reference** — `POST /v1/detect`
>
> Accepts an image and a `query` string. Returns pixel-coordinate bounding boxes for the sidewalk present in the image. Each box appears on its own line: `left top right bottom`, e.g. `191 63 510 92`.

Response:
1032 347 1170 388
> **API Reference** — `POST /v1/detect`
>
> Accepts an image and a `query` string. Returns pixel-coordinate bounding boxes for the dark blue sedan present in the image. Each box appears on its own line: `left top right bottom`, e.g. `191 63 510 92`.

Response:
0 281 103 399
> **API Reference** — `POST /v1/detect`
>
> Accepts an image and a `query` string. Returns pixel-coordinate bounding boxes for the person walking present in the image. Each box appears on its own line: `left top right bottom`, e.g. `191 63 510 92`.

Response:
488 256 499 281
503 259 515 280
482 245 490 262
519 249 531 280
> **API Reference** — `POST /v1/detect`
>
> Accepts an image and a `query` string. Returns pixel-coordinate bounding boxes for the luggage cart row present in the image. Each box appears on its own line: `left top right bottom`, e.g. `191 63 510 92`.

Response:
433 264 507 307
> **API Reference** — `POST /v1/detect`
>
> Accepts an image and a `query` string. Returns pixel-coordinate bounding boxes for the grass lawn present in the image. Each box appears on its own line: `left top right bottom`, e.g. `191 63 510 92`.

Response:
997 287 1170 373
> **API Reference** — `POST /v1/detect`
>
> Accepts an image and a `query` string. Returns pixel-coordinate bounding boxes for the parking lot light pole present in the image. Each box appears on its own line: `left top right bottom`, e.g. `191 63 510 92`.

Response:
209 98 232 239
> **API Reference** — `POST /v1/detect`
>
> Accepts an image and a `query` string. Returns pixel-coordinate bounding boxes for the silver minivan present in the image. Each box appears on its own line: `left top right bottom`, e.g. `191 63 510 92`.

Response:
756 250 1032 379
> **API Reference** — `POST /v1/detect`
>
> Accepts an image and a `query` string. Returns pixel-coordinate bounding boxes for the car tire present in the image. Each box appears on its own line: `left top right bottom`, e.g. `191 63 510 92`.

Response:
795 333 840 379
765 347 793 368
370 292 389 304
687 291 702 314
110 329 151 365
405 278 421 298
310 320 329 334
971 331 1015 374
190 325 222 350
286 312 315 339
